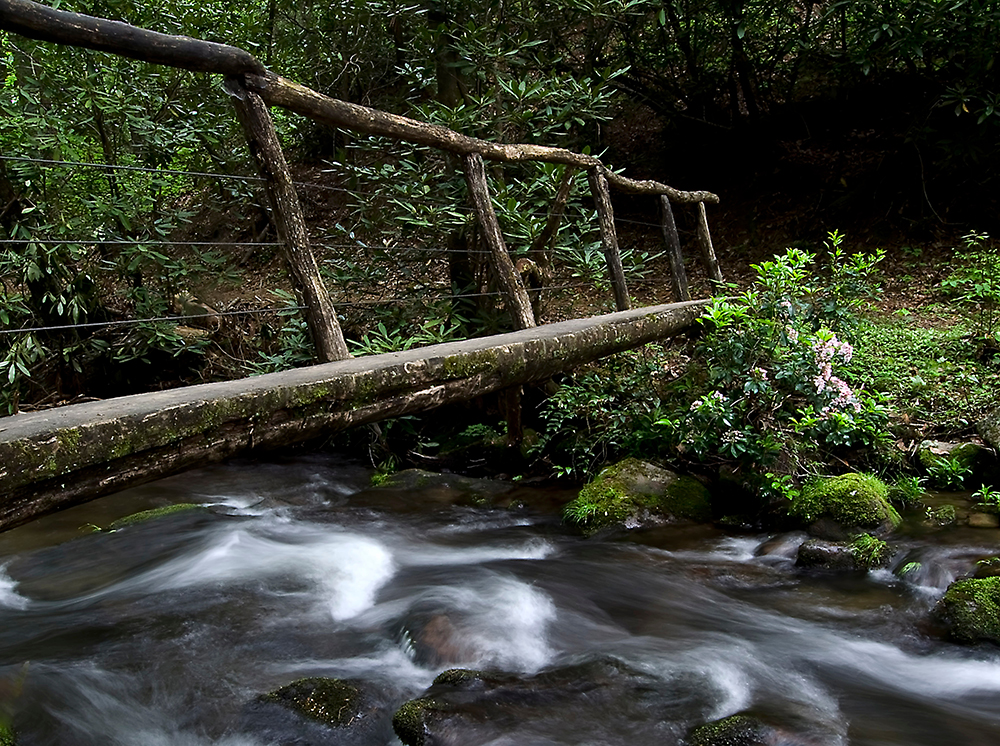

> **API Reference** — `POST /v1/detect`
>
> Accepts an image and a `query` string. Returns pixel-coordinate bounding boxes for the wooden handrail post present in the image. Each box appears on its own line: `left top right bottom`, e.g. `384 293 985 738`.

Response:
696 201 725 289
463 153 536 330
226 77 350 362
587 167 630 312
659 195 690 302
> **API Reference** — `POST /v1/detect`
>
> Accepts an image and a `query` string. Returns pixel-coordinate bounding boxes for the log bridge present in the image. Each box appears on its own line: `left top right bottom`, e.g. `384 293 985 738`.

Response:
0 301 707 531
0 1 722 530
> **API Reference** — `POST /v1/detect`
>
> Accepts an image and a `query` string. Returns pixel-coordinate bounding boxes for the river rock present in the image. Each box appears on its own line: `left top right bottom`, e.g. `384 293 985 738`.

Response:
240 676 394 746
392 658 680 746
795 539 860 572
968 512 1000 529
563 458 712 534
687 712 775 746
790 473 900 540
934 577 1000 645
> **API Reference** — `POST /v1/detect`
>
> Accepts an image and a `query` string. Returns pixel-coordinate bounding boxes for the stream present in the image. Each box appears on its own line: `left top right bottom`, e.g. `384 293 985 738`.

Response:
1 453 1000 745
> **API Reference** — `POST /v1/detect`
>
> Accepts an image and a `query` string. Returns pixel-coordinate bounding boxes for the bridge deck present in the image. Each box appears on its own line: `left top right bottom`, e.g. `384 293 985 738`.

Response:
0 300 708 531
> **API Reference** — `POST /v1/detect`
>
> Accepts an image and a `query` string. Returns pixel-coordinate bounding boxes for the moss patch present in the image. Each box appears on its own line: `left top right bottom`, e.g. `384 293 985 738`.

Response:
260 677 361 728
106 503 203 532
688 713 769 746
392 697 447 746
791 473 900 531
0 719 14 746
937 576 1000 644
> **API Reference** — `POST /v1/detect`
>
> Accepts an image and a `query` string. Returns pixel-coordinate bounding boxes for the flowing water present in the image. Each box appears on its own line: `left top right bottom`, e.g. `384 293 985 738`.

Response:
1 453 999 745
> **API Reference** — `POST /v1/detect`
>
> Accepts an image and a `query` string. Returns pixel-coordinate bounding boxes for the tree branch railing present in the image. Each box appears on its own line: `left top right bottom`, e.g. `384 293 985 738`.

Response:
0 0 724 346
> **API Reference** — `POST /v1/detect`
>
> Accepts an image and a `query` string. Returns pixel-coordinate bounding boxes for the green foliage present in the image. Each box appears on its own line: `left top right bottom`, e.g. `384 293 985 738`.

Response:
888 475 926 508
973 484 1000 507
926 456 972 491
534 348 672 478
660 236 888 484
847 315 996 434
940 231 1000 351
849 533 894 570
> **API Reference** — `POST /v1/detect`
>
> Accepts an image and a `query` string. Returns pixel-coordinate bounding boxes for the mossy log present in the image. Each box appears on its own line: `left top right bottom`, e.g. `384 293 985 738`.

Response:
0 300 707 532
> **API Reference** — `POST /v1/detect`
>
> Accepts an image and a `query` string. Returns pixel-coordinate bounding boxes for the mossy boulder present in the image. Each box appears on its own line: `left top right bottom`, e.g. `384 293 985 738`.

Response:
564 458 712 534
790 473 900 540
687 712 772 746
935 576 1000 644
391 697 450 746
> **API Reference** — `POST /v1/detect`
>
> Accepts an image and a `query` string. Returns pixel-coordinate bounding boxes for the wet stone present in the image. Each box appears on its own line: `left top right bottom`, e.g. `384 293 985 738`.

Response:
968 512 1000 529
240 677 395 746
392 658 683 746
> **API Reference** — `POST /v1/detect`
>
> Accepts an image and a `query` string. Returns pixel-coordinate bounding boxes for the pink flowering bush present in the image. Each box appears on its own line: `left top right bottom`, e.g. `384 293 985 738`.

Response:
659 235 888 488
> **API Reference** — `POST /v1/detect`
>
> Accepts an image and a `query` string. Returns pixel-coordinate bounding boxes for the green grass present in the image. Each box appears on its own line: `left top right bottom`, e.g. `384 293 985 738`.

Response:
847 315 997 434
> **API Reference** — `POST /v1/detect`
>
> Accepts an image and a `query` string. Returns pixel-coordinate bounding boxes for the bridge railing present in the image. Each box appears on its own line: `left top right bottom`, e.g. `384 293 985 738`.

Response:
0 0 724 365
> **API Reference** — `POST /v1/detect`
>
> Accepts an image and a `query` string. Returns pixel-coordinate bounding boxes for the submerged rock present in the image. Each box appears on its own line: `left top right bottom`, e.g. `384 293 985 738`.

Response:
935 576 1000 645
241 677 393 745
790 473 900 540
392 658 680 746
563 458 712 534
371 469 514 507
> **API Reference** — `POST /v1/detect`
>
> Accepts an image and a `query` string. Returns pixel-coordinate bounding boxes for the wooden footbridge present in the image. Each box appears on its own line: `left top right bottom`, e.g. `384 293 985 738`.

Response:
0 0 723 531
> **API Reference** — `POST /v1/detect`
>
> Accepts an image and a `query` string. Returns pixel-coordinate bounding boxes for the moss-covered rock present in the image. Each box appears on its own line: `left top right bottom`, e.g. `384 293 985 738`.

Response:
564 458 711 534
935 576 1000 644
259 677 361 727
918 440 984 473
790 473 900 540
105 503 203 532
687 712 771 746
241 676 393 745
391 697 448 746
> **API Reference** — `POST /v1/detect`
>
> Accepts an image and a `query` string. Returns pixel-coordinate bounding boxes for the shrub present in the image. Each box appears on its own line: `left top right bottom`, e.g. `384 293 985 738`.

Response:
658 235 889 489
